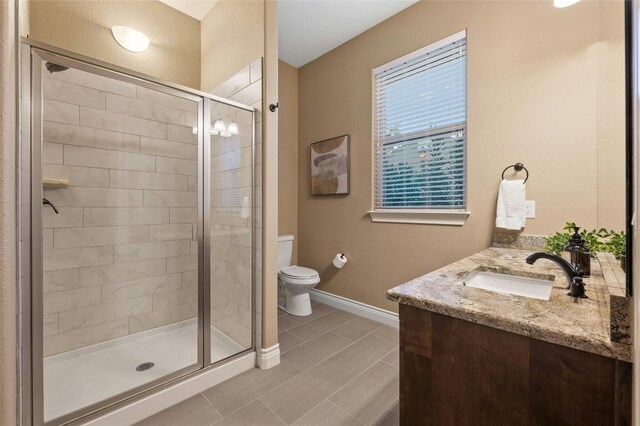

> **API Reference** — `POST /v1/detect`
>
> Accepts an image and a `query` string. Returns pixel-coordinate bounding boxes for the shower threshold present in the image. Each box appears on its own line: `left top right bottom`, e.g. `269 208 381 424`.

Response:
43 320 244 422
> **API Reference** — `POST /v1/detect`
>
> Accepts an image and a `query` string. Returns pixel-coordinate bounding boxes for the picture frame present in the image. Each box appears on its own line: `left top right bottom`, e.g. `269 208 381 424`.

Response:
310 134 350 196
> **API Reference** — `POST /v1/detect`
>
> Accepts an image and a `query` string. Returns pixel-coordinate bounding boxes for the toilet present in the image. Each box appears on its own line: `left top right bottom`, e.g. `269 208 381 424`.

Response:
278 234 320 316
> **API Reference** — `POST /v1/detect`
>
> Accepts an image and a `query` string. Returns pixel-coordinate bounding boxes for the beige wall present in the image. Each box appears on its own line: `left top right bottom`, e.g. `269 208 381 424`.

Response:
201 0 264 92
28 0 201 88
597 0 626 230
297 0 626 311
0 0 17 423
278 60 299 264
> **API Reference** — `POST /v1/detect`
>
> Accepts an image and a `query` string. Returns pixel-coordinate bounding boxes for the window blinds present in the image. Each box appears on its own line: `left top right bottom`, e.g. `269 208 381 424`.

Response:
373 31 467 210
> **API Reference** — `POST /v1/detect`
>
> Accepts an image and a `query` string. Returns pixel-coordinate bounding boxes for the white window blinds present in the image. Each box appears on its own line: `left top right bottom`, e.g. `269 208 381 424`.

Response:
373 31 467 210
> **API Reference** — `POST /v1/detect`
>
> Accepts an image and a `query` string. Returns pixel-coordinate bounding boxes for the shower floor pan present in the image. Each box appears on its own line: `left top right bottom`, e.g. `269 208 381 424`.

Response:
43 320 244 422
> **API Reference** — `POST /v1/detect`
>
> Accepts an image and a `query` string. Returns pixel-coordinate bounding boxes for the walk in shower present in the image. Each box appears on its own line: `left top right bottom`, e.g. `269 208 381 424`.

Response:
19 42 257 425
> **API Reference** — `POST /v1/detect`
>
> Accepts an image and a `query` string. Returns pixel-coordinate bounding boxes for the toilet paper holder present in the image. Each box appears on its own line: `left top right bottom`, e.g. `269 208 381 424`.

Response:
333 253 347 269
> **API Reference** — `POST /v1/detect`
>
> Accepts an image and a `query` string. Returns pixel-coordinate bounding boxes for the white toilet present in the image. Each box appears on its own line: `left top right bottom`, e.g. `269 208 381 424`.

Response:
277 234 320 316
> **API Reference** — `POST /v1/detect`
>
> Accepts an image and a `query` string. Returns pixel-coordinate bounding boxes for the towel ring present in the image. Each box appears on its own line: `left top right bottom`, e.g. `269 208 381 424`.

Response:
501 162 529 183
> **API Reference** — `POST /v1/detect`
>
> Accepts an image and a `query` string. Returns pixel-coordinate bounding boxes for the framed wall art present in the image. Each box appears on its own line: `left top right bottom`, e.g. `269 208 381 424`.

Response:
310 134 350 196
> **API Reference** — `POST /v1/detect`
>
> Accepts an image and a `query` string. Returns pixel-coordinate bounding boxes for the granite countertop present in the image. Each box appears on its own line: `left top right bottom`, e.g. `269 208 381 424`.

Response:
387 247 632 362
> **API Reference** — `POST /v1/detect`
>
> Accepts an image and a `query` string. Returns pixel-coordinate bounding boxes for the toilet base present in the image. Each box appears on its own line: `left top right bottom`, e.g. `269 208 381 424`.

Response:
284 288 312 316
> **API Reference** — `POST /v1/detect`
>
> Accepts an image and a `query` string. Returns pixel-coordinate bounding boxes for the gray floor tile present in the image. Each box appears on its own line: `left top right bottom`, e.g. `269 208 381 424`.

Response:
278 315 302 333
371 325 399 345
278 308 288 317
333 317 384 341
329 361 399 425
382 347 399 368
217 400 285 426
202 361 301 417
371 409 399 426
292 400 363 426
293 303 337 323
143 303 399 426
283 332 352 370
279 331 305 354
260 360 354 424
135 394 222 426
330 309 359 321
328 334 396 376
287 313 346 341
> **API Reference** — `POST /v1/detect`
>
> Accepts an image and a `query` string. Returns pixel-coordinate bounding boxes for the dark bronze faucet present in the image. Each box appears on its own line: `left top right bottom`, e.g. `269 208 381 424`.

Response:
525 252 587 299
43 198 58 214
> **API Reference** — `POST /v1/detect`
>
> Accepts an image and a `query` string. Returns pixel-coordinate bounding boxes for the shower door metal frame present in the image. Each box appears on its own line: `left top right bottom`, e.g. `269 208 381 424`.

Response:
18 40 257 426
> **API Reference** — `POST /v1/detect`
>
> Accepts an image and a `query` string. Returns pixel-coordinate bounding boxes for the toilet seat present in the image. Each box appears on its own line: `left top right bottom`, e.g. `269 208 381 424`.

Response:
278 268 320 286
280 266 319 279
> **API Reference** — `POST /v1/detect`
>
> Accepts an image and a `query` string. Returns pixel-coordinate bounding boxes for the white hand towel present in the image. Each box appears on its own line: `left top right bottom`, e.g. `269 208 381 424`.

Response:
496 179 526 230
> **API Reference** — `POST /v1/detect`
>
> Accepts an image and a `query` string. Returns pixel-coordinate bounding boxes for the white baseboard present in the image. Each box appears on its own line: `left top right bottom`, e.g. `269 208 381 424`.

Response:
257 344 280 369
86 352 256 426
310 289 399 328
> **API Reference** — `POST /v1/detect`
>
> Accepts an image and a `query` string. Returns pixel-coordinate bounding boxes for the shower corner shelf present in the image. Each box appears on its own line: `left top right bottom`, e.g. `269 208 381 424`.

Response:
43 178 69 188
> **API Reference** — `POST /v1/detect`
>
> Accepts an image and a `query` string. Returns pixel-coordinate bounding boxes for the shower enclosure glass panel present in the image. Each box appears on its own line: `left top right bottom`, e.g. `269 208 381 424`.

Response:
37 56 202 422
23 44 256 426
209 102 255 362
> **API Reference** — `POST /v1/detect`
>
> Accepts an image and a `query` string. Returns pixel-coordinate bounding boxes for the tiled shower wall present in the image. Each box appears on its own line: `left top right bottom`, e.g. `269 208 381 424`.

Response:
42 67 199 356
210 58 262 349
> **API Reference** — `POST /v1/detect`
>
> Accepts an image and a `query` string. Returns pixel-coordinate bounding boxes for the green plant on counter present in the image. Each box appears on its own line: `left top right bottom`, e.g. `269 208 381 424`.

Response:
581 228 606 254
545 232 571 256
544 222 577 256
544 222 625 259
603 230 626 259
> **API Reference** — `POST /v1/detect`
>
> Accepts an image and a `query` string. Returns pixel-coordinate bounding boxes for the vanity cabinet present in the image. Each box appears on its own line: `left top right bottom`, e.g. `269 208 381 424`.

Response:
399 304 631 425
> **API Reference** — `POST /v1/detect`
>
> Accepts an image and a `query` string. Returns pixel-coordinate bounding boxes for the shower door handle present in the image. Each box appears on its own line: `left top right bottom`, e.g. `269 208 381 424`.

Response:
43 198 59 214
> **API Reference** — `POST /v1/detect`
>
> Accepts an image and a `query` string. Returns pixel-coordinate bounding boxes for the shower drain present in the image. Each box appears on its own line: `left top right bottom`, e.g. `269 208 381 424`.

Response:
136 362 155 372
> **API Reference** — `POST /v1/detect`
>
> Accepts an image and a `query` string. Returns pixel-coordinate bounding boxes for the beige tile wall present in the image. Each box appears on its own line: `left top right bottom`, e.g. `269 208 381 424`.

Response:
42 66 199 356
210 59 262 349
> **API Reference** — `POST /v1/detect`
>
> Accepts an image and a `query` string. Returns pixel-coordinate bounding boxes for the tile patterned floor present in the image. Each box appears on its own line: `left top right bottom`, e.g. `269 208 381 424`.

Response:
136 302 399 426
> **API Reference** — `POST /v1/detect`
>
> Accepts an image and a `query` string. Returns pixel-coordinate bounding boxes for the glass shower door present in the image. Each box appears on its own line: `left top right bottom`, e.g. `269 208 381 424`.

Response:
35 51 203 423
209 100 255 362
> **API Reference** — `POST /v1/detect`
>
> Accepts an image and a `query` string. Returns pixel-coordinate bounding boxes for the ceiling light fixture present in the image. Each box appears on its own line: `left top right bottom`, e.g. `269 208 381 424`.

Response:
227 121 238 135
553 0 580 8
111 26 150 53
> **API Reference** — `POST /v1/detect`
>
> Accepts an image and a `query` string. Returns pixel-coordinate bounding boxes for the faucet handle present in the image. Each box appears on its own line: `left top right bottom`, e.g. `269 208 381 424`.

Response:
568 276 588 299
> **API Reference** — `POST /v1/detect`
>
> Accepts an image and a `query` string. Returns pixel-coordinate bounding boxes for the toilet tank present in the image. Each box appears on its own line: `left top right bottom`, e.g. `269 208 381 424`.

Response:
277 234 294 270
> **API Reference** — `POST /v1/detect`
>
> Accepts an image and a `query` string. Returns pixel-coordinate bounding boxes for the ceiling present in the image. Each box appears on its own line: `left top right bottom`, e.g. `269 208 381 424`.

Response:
158 0 217 21
279 0 418 68
159 0 418 68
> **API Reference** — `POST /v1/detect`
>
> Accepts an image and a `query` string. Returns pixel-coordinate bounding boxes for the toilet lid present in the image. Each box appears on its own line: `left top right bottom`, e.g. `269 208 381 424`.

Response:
280 266 319 279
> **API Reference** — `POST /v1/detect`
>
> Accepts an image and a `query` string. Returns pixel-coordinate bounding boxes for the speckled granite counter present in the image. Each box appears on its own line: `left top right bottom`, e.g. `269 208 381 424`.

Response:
387 247 632 362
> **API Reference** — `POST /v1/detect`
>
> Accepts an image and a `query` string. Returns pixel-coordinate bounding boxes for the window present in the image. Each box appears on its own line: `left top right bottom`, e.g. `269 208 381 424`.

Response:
370 30 469 225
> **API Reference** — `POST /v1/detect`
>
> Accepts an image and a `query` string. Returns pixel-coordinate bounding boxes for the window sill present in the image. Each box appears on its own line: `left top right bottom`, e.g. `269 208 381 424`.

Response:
367 209 470 226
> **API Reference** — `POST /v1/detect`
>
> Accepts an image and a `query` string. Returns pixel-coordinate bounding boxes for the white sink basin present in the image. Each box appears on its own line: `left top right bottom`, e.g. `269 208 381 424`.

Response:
463 271 554 300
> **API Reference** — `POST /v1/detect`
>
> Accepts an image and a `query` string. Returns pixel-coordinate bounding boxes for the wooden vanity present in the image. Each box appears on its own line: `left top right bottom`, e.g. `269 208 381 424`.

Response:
399 304 631 425
388 246 632 425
